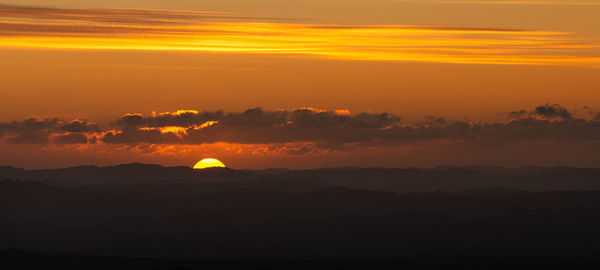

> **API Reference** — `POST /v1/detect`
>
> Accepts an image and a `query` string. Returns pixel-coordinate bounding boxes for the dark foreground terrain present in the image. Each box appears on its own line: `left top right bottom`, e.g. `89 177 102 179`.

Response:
3 164 600 269
3 250 600 270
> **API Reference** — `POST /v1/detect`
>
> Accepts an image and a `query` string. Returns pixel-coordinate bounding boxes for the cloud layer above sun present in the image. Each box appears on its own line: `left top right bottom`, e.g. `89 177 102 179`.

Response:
0 4 598 66
2 104 600 168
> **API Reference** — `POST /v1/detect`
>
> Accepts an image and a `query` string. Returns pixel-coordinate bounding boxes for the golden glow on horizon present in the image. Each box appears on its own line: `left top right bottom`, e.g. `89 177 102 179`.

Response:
334 110 351 116
153 110 201 117
193 158 226 169
138 121 220 137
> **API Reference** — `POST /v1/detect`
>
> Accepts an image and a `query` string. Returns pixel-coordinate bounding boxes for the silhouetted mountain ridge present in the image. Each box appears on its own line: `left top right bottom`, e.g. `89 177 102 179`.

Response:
4 163 600 192
0 163 263 186
4 179 600 260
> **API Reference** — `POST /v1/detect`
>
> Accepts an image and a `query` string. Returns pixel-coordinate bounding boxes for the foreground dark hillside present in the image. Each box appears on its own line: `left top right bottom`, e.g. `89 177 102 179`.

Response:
3 250 599 270
3 177 600 261
3 164 600 268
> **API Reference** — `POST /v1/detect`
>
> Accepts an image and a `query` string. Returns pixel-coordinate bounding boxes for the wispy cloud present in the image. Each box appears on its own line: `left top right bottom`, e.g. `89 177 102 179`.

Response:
0 3 287 25
0 4 598 66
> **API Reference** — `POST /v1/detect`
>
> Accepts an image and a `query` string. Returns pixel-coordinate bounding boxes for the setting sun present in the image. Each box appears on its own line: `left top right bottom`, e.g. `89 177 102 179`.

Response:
193 158 226 169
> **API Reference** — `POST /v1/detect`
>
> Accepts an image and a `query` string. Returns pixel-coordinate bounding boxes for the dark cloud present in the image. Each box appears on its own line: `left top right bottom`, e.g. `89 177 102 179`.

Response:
105 108 402 145
101 106 600 146
508 103 573 120
288 110 400 129
59 120 100 133
117 108 399 129
53 133 89 144
414 116 447 128
507 110 528 119
102 129 181 144
6 131 50 144
533 104 572 119
100 117 600 146
0 117 59 136
116 111 224 129
0 117 99 144
2 105 599 148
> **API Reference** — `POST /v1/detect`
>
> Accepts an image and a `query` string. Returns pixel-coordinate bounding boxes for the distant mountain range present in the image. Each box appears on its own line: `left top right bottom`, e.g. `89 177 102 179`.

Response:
4 163 600 263
2 163 600 192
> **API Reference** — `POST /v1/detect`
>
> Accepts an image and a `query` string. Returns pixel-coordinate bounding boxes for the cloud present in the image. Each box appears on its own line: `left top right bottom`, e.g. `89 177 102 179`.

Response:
2 105 600 150
102 129 181 144
99 106 600 146
6 131 50 144
115 108 399 130
59 119 101 133
0 117 100 144
0 4 286 26
0 4 598 66
104 108 401 145
508 103 573 120
53 133 89 144
102 106 600 146
0 117 63 144
533 104 573 119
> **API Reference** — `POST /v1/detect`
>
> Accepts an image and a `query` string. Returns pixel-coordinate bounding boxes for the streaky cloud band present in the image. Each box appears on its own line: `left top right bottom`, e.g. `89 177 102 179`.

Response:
0 4 598 67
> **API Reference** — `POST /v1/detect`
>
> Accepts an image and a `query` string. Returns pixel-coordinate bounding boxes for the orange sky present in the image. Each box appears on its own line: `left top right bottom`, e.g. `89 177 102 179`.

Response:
1 1 599 168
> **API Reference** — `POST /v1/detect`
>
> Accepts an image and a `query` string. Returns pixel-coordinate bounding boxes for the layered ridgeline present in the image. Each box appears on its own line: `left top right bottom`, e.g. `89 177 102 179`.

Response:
3 164 600 261
2 163 600 192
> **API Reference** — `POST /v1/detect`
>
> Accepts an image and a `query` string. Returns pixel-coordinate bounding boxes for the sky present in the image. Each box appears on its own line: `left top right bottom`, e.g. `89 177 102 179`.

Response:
1 0 599 169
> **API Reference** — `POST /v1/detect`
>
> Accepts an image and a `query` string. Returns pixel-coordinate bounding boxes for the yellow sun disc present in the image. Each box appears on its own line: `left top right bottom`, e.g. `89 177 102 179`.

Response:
193 158 226 169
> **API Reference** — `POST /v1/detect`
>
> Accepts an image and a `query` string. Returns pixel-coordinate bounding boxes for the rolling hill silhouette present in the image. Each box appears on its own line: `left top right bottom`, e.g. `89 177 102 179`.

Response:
3 164 600 268
4 163 600 192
